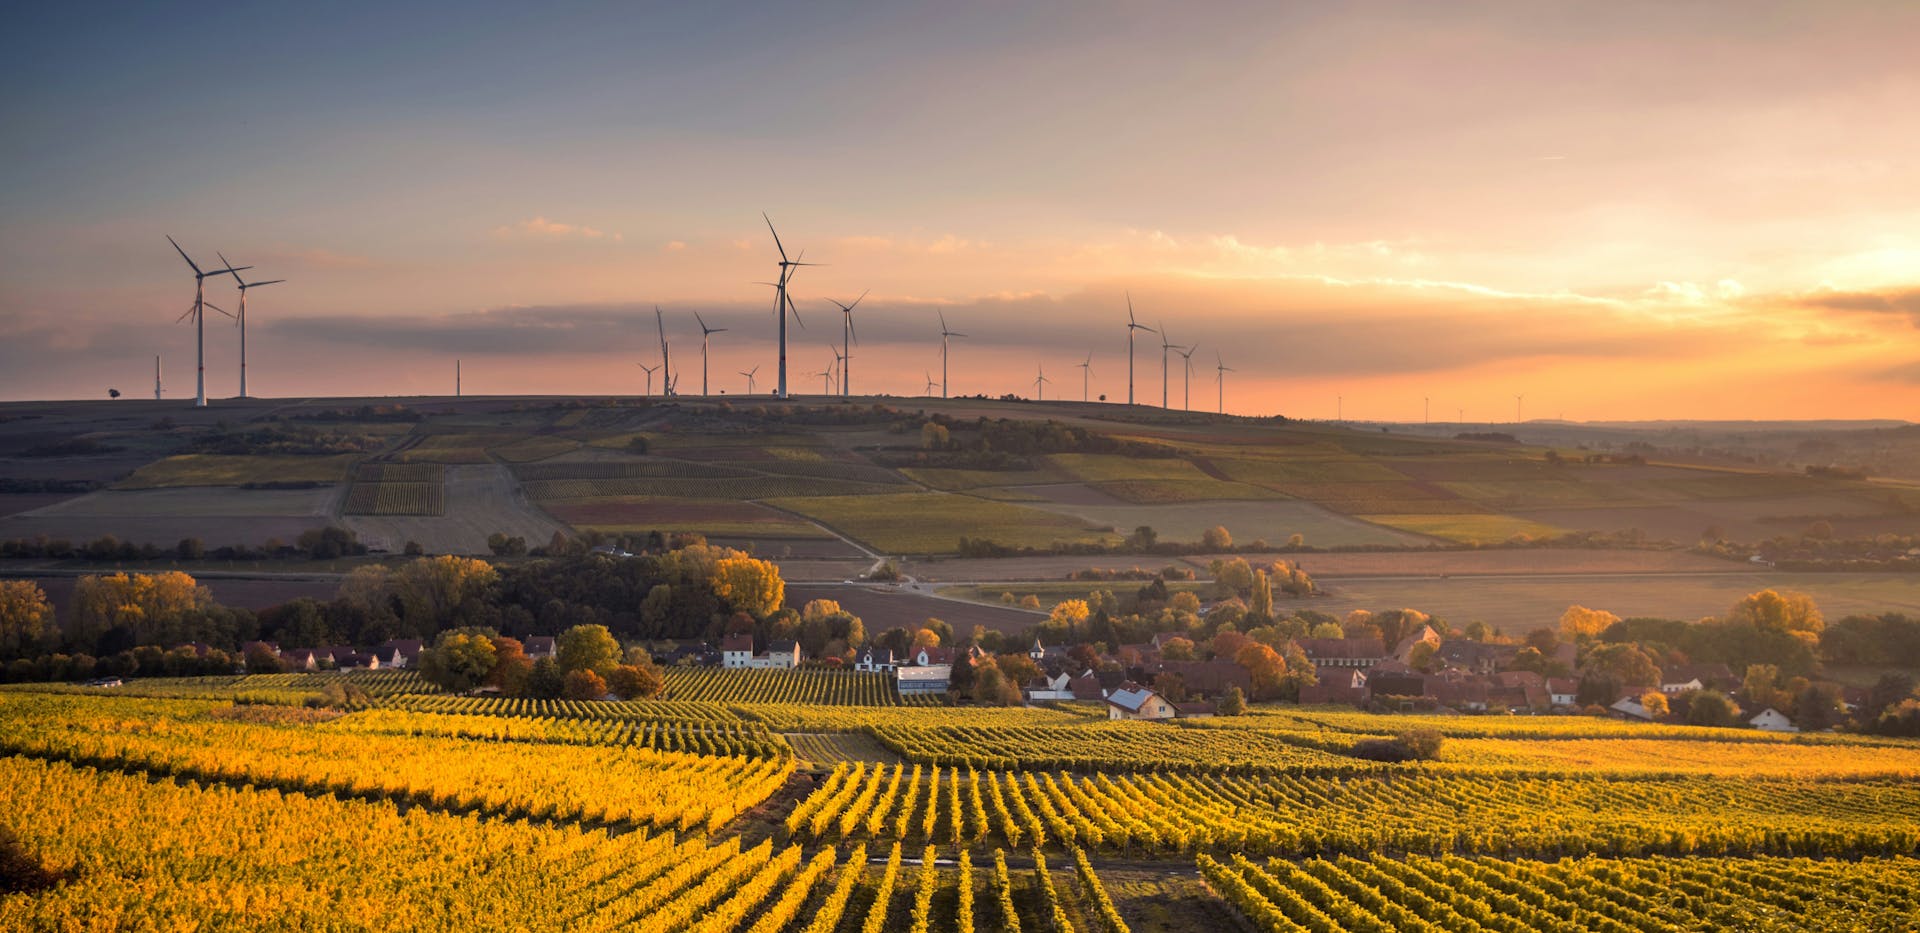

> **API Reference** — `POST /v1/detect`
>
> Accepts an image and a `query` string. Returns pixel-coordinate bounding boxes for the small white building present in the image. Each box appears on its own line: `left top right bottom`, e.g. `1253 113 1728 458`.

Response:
720 635 755 670
854 646 896 673
1750 707 1799 733
756 641 801 670
1547 677 1579 710
1106 683 1176 721
897 664 951 694
1025 670 1075 702
1609 695 1658 721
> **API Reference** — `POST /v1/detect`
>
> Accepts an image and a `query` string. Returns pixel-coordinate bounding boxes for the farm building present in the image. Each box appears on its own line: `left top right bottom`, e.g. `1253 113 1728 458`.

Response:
896 664 951 694
1750 707 1799 732
1660 663 1735 695
1296 636 1387 669
1300 669 1369 706
722 636 800 670
1106 683 1176 721
720 635 755 669
523 636 557 662
854 646 896 672
1547 677 1580 709
1026 670 1077 702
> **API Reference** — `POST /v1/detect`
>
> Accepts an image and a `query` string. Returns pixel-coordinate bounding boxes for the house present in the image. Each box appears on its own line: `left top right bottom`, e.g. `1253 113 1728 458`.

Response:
1369 672 1427 698
1438 640 1518 675
380 639 424 669
1547 677 1580 709
1391 625 1443 664
1610 695 1659 722
1068 673 1107 701
523 636 558 662
1661 663 1735 695
282 648 323 671
1750 707 1799 732
365 646 404 668
896 664 951 694
1106 682 1176 721
912 646 956 667
589 544 635 559
1296 637 1387 669
760 640 801 670
1299 669 1369 706
854 646 897 673
720 634 756 670
1428 673 1491 712
1172 701 1218 719
1026 670 1076 702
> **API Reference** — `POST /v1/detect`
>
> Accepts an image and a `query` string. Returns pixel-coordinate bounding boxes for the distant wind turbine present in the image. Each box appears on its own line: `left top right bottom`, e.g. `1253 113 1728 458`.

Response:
1516 394 1525 424
166 236 246 407
1077 350 1093 402
1034 363 1050 401
217 252 282 399
1158 321 1177 409
1175 344 1197 411
763 214 819 399
813 363 834 395
154 355 163 401
828 345 847 395
938 310 965 399
655 306 675 396
1125 293 1154 407
740 365 760 395
923 371 937 396
1214 352 1233 414
637 362 660 397
828 289 867 398
693 312 726 396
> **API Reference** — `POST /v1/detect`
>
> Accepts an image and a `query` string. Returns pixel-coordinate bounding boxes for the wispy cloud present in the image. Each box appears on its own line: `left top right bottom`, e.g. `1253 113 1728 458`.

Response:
494 216 622 242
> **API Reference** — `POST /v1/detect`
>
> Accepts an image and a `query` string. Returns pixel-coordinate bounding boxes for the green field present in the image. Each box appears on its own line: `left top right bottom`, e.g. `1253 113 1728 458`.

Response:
768 491 1122 553
1358 512 1566 543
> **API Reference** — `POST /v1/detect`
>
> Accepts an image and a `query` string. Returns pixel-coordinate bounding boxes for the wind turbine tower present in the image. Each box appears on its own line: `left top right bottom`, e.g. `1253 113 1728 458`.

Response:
1214 352 1233 414
1516 394 1525 424
637 362 660 396
154 356 163 400
693 312 726 396
762 214 818 399
655 306 675 395
166 236 246 407
1176 344 1197 410
456 360 461 398
1125 294 1154 407
1034 363 1050 401
938 310 965 399
1158 322 1177 409
218 253 282 398
924 372 936 396
1077 351 1093 402
828 289 867 398
740 365 760 394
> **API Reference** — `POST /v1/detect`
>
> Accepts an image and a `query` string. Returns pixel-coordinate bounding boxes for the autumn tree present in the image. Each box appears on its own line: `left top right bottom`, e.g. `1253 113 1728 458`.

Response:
557 624 621 676
1638 690 1670 718
1048 599 1090 634
1211 557 1253 595
0 581 55 659
1160 637 1196 661
1727 589 1825 644
711 556 785 617
418 629 499 693
486 635 533 695
921 422 950 450
1560 605 1621 641
1235 642 1288 700
391 556 499 635
1247 570 1273 623
606 663 665 699
69 571 213 648
1217 685 1247 716
1202 525 1233 550
562 668 608 700
1687 690 1740 728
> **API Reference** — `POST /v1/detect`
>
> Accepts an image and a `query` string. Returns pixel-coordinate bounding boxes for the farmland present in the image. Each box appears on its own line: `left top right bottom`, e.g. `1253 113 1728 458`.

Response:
769 492 1123 554
116 453 360 489
4 677 1919 931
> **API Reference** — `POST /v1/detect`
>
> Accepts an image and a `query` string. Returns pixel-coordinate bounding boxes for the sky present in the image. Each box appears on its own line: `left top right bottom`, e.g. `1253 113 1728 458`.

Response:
2 0 1917 420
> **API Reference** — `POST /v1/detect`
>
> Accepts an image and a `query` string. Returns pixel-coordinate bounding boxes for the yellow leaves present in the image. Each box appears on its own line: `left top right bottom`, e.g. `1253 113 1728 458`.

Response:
711 556 785 617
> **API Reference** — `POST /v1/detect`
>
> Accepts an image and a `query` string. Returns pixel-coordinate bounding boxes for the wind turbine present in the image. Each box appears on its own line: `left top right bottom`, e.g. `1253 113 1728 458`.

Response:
1033 363 1051 401
1158 321 1177 409
763 214 819 399
1125 294 1154 407
655 306 675 396
637 362 660 397
828 289 867 398
828 345 847 395
693 312 726 396
1214 352 1233 414
154 356 163 400
1175 344 1197 411
1516 394 1525 424
923 371 937 396
813 359 834 395
166 236 247 407
1076 350 1093 402
740 365 760 395
217 252 282 399
938 310 965 399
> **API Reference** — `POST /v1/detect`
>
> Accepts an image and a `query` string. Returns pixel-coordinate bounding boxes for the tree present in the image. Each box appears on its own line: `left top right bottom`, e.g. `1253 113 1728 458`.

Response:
1308 621 1344 640
1560 605 1620 641
1462 620 1492 643
1018 594 1042 610
418 630 499 693
606 663 665 699
0 581 55 659
1128 525 1158 550
486 636 533 695
1744 664 1787 712
1727 589 1824 644
1235 643 1287 700
1248 570 1273 623
912 628 943 649
527 656 564 699
1687 690 1740 728
1202 525 1233 550
1583 642 1661 688
175 538 204 561
562 668 608 700
970 664 1021 706
391 556 498 635
243 642 285 674
1160 637 1196 661
921 422 950 450
995 653 1040 687
1217 685 1247 716
1796 682 1845 731
1639 690 1670 718
557 624 621 676
403 540 425 557
69 571 212 649
1397 728 1444 760
711 556 785 617
1047 599 1090 636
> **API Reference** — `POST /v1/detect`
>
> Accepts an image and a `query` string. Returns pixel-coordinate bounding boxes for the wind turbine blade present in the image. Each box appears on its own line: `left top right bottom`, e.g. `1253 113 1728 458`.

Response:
250 279 286 287
167 236 201 275
175 305 197 324
847 288 868 312
763 212 788 262
217 251 243 283
203 302 234 319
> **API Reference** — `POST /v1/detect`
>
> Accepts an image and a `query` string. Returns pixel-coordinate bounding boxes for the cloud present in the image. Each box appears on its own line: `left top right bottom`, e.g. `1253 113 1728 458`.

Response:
494 216 619 241
1788 285 1920 325
1875 361 1920 384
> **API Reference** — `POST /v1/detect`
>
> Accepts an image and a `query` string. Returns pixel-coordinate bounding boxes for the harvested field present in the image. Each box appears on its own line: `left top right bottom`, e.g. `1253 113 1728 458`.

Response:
1311 571 1920 633
1046 453 1217 483
1359 513 1565 544
0 493 86 518
1266 480 1480 514
524 474 891 501
544 497 829 538
766 559 877 581
767 491 1120 554
116 454 358 489
784 583 1043 635
340 463 566 555
719 537 866 560
487 436 580 462
1211 456 1409 484
353 463 441 483
899 464 1074 490
1019 497 1435 548
1086 477 1289 503
0 487 340 549
513 459 738 481
1193 548 1747 577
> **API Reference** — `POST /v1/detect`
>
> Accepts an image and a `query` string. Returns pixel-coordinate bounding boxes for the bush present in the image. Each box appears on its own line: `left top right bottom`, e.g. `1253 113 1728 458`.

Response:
562 668 607 700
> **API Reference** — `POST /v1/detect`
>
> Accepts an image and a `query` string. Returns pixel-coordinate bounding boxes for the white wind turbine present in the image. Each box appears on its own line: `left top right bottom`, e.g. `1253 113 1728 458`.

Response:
763 214 819 399
636 362 660 396
740 365 761 395
937 310 965 399
1158 321 1177 409
1124 293 1154 407
1033 363 1051 401
217 252 282 399
828 289 867 398
1215 352 1233 414
1176 343 1198 411
655 306 675 395
923 371 937 396
828 345 847 395
166 236 246 407
1077 350 1093 402
693 312 726 396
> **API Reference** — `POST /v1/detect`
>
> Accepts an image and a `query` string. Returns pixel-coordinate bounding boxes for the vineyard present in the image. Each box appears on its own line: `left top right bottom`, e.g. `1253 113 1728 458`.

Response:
344 462 446 516
4 672 1919 931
